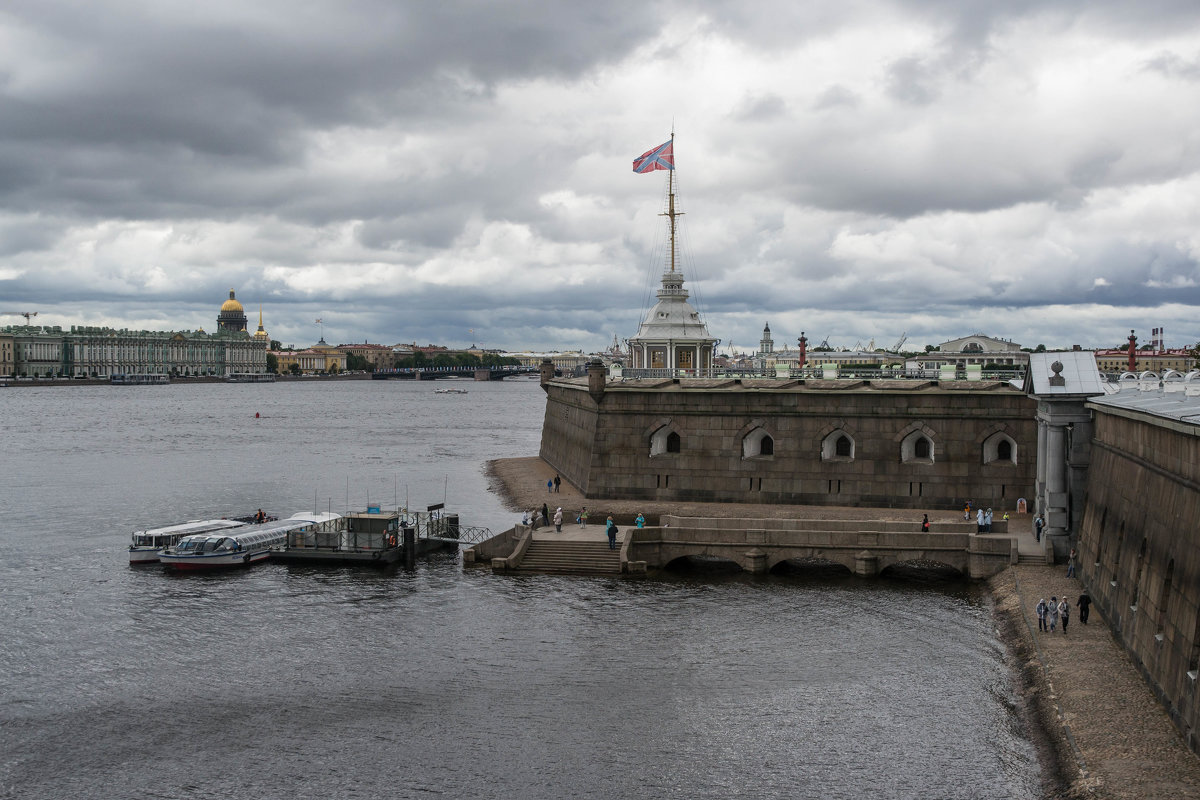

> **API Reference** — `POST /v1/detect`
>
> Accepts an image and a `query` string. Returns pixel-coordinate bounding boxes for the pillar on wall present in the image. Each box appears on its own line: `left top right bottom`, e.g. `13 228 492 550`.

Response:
1027 351 1105 562
587 359 607 403
539 358 554 389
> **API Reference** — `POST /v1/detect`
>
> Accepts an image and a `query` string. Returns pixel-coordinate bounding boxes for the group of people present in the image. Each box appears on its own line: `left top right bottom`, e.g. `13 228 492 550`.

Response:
975 507 995 533
1037 592 1091 633
520 505 648 550
545 475 561 493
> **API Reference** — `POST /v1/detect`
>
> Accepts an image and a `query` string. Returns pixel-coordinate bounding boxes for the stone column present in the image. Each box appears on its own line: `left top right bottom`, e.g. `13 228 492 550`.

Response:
1035 414 1048 516
1044 422 1069 560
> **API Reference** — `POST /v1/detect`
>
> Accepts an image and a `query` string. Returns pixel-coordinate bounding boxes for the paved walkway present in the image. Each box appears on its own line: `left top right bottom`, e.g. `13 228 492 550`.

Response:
994 566 1200 799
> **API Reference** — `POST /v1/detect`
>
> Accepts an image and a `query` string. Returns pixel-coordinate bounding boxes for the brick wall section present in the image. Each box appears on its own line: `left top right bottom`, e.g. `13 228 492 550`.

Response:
1076 408 1200 750
539 378 1036 511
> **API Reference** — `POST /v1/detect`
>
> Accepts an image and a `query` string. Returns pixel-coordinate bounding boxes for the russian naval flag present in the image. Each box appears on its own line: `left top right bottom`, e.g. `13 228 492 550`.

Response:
632 140 674 173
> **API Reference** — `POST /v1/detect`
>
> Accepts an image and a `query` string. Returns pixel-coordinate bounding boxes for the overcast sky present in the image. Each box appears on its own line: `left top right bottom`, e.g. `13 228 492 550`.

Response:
2 1 1199 353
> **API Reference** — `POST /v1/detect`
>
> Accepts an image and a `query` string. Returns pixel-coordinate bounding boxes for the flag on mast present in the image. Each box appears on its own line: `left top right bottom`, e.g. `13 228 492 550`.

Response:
632 139 674 173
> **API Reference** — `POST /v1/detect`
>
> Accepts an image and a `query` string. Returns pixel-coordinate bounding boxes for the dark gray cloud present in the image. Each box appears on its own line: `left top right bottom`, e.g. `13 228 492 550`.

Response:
2 0 1200 355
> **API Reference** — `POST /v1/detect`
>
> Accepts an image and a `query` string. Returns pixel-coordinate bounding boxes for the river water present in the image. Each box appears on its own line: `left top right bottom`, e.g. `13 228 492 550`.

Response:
0 379 1043 799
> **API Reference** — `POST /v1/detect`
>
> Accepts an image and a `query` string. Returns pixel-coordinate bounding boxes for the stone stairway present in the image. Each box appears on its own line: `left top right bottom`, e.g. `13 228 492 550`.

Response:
514 539 621 575
1017 552 1047 566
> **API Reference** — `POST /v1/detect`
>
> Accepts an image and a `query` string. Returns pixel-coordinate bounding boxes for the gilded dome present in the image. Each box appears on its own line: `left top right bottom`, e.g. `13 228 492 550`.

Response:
221 289 244 313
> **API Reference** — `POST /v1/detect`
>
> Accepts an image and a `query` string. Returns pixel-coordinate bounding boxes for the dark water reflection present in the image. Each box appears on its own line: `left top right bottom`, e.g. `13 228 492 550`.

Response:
0 381 1040 799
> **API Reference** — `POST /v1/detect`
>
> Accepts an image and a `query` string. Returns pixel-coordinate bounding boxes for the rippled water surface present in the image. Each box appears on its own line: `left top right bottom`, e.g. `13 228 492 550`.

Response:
0 380 1041 799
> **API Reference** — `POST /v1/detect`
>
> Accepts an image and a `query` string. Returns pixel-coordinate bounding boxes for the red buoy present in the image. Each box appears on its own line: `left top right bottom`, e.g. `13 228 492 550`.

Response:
255 412 260 418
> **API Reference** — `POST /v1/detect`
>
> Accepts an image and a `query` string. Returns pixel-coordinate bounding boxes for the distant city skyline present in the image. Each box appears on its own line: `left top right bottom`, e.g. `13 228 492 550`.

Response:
2 3 1199 353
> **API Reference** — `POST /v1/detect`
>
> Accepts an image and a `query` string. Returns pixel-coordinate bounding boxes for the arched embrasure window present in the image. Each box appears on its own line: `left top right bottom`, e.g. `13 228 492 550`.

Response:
742 428 775 459
821 430 855 461
650 426 680 457
983 432 1017 465
901 430 935 463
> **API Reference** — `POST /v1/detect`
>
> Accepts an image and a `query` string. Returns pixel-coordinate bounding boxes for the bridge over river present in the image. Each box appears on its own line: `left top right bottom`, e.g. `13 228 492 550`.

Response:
475 515 1019 579
372 365 539 381
626 515 1016 578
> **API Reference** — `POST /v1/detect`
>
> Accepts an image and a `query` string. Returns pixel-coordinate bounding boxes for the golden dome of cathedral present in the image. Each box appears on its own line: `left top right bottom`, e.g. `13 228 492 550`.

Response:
217 288 249 332
221 289 244 313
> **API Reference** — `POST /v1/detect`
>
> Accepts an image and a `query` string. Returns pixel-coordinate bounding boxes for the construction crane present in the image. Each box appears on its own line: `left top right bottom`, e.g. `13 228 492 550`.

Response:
893 332 908 352
2 311 37 323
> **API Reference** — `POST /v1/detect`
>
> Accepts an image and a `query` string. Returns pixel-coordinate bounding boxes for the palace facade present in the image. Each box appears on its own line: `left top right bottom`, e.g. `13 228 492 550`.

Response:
0 290 268 378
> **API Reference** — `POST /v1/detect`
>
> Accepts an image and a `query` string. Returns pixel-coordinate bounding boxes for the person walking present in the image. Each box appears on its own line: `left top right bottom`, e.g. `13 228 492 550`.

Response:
976 507 984 534
578 507 588 527
547 478 553 493
1035 515 1044 542
984 508 993 533
921 514 929 532
1066 548 1077 578
1036 598 1048 632
542 502 549 528
553 475 561 493
1047 596 1059 632
1059 597 1071 634
605 516 618 550
1077 592 1091 624
553 507 563 533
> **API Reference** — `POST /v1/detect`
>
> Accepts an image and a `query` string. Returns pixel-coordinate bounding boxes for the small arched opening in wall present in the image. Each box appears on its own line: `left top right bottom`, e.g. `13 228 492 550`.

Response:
982 432 1017 465
742 428 775 460
821 430 855 462
664 554 742 574
900 430 936 464
880 559 964 582
649 425 681 457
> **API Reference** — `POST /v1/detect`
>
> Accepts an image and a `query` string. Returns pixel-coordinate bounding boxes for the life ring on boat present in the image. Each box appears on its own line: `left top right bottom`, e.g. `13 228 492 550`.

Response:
387 534 398 547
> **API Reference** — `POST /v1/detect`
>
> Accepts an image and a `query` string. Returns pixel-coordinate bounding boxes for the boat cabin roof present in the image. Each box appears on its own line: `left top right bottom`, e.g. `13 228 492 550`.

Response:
133 518 245 537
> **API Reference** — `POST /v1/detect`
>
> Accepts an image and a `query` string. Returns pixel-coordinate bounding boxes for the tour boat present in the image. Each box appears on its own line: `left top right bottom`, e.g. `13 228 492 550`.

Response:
434 387 468 394
157 512 342 570
129 518 249 564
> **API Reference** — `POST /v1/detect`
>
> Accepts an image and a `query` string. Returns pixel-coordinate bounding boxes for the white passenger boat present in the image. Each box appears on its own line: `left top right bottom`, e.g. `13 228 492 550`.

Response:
157 512 342 570
129 518 249 564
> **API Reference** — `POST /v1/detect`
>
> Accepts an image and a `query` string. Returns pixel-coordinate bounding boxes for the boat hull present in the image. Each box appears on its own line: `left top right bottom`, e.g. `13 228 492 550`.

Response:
159 549 274 570
129 547 163 565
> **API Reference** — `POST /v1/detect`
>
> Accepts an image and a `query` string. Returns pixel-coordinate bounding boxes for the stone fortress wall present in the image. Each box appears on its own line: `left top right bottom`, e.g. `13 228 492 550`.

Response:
540 371 1037 510
1076 393 1200 750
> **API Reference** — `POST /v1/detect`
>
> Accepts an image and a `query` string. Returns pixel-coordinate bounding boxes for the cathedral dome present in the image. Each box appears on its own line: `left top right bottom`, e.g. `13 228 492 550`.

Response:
217 289 249 332
221 290 244 313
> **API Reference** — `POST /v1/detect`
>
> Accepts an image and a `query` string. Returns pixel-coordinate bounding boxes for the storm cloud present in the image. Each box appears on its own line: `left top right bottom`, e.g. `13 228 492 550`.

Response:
2 0 1199 353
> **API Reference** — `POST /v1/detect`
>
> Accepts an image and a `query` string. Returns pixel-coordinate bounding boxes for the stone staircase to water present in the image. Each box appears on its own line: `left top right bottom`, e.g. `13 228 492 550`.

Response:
1017 552 1047 566
515 539 621 575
